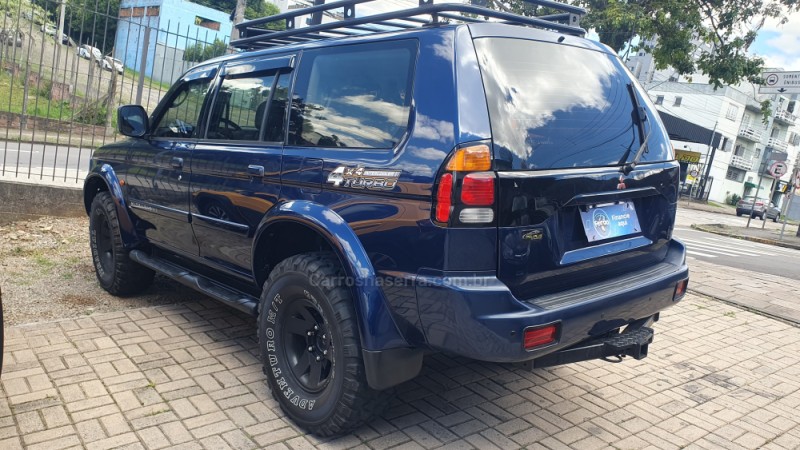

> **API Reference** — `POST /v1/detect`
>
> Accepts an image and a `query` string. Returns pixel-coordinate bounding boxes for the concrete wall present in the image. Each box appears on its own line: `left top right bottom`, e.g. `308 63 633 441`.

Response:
151 43 196 85
0 181 84 224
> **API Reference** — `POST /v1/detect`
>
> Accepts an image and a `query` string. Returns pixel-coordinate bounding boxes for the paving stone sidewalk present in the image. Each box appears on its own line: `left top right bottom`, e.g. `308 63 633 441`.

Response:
3 293 800 450
689 259 800 324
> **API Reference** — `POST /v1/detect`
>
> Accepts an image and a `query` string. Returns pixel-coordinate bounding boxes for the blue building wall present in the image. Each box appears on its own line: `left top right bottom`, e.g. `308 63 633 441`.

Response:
114 0 232 77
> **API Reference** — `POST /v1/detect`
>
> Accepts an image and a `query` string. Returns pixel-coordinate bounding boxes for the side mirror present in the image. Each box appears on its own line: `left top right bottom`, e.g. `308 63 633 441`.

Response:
118 105 148 138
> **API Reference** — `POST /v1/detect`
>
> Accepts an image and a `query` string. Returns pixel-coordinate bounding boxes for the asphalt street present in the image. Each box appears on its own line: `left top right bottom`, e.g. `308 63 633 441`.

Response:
0 140 91 181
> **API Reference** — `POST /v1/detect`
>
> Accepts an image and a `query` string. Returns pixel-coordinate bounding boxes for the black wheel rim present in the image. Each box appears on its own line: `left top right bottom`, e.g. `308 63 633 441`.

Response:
95 214 114 275
282 298 333 393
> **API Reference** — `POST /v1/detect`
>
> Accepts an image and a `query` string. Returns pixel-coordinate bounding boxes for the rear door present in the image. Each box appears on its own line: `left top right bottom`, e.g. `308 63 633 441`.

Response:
126 66 217 254
189 55 294 278
472 36 678 300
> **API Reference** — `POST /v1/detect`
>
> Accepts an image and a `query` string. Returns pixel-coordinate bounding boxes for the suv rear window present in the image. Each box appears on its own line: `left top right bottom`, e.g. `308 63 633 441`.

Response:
474 38 671 170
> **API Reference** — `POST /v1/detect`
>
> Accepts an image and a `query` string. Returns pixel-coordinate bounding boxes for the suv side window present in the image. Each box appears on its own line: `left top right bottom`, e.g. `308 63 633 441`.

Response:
151 79 212 139
206 73 277 141
288 40 417 149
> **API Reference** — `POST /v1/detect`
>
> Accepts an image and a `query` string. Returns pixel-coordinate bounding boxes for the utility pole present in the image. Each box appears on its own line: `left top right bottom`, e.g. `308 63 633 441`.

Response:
699 122 718 201
55 0 67 77
231 0 246 41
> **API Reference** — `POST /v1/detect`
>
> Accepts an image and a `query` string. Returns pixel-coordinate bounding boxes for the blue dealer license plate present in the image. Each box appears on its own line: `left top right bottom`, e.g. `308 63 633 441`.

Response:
579 201 641 242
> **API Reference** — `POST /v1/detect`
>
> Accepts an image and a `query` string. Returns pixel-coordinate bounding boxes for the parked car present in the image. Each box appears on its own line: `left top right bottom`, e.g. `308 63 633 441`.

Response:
83 0 689 436
102 56 124 74
40 23 55 36
736 196 779 220
766 203 781 222
0 29 23 47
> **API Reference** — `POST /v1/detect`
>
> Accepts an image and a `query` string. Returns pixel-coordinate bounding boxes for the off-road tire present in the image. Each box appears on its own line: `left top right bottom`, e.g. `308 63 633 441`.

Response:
257 252 392 436
89 192 154 295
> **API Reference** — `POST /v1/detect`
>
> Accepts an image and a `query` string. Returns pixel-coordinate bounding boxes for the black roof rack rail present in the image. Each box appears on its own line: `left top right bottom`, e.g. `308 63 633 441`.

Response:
231 0 586 50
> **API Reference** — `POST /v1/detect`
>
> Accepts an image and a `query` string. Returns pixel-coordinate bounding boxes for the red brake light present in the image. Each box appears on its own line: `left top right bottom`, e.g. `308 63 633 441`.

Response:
461 173 495 206
523 324 558 350
435 173 453 223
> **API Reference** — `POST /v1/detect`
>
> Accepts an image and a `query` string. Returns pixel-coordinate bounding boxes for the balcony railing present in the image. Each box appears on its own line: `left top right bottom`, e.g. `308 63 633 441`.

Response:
729 155 755 171
775 109 797 125
738 126 763 142
767 137 789 152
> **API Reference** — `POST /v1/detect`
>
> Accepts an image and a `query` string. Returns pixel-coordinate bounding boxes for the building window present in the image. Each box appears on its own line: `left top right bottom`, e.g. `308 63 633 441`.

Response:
674 96 682 107
755 148 761 158
196 16 221 31
726 167 746 182
733 144 745 156
725 104 739 121
655 95 664 105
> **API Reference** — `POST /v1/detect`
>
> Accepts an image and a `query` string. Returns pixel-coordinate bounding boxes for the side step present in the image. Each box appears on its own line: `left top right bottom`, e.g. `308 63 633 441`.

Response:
129 250 259 316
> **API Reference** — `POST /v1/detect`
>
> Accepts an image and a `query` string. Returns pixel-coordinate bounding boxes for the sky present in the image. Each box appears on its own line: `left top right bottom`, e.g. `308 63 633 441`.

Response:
749 15 800 71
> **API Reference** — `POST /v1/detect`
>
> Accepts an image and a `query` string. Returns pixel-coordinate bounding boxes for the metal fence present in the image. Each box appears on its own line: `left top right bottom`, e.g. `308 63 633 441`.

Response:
0 0 231 185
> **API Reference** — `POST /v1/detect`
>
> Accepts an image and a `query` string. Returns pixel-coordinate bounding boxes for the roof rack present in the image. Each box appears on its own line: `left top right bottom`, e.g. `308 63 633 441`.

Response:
231 0 587 50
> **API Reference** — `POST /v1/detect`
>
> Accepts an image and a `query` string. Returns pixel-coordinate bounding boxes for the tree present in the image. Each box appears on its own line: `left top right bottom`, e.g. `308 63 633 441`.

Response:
191 0 285 29
183 38 228 62
484 0 800 89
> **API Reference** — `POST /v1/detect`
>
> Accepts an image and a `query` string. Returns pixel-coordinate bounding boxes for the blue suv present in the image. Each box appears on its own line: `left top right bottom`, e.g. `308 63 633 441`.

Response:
83 0 689 435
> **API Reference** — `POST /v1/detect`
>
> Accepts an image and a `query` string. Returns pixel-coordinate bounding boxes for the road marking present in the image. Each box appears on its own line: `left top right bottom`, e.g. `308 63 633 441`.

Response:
680 238 768 256
686 250 717 258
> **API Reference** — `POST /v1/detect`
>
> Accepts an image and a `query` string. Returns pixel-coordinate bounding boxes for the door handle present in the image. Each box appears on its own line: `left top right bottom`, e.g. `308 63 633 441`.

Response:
171 157 184 169
247 165 265 177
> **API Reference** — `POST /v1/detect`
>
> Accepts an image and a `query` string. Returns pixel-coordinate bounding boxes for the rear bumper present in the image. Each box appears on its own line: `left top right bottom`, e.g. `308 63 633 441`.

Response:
415 239 688 363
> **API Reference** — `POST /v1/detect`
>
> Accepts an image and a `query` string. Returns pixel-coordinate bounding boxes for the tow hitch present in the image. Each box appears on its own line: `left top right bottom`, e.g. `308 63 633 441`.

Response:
523 326 654 370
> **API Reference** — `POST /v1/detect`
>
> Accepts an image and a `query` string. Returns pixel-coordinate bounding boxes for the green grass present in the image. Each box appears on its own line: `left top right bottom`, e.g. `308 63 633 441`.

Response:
0 69 74 120
122 67 172 93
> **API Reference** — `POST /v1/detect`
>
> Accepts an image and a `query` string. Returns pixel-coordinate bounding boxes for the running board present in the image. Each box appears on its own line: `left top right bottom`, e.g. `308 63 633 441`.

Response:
129 250 259 316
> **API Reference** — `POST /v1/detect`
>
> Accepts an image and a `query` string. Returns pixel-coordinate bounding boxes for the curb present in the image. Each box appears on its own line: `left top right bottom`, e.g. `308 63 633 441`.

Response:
688 288 800 328
690 224 800 251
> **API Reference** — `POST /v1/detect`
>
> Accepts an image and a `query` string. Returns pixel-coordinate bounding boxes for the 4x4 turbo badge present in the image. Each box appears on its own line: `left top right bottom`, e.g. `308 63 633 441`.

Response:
327 166 401 190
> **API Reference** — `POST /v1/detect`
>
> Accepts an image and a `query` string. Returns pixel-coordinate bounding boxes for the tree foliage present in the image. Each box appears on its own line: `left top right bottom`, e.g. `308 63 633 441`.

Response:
183 37 227 62
485 0 800 88
191 0 285 29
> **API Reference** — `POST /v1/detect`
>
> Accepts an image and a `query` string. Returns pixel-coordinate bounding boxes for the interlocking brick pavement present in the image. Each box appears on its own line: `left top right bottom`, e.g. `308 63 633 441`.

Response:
3 294 800 449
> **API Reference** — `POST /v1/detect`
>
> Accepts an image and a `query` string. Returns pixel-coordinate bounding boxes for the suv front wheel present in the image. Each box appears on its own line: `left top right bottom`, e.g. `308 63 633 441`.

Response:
89 192 154 295
257 252 391 436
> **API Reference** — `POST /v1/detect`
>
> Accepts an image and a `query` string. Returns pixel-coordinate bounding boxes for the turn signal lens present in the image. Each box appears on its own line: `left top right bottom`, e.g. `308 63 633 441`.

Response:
435 173 453 223
523 324 558 350
446 145 491 171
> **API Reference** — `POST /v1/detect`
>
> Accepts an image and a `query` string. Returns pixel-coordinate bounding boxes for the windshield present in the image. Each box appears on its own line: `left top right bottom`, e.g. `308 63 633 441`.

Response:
474 38 672 170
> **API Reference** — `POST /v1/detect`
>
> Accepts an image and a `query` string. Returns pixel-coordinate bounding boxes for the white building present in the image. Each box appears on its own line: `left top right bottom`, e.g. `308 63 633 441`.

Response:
627 43 800 205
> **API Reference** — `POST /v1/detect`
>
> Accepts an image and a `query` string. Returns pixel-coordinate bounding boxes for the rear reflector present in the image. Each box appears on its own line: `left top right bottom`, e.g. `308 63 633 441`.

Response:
435 173 453 223
459 208 494 223
674 279 688 300
523 324 558 350
446 145 492 171
461 172 495 205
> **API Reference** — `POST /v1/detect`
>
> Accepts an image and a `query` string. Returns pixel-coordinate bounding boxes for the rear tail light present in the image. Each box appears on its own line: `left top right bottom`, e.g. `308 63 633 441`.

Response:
673 279 688 300
433 143 496 226
435 173 453 223
446 145 491 171
523 324 559 350
461 173 495 205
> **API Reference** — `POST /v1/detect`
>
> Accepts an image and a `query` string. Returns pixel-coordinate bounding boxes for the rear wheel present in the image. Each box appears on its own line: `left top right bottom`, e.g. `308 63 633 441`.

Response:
89 192 154 295
773 214 779 223
257 252 391 436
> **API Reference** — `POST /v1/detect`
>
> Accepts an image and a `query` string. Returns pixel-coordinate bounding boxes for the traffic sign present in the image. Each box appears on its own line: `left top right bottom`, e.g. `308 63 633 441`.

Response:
759 71 800 94
769 161 789 178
